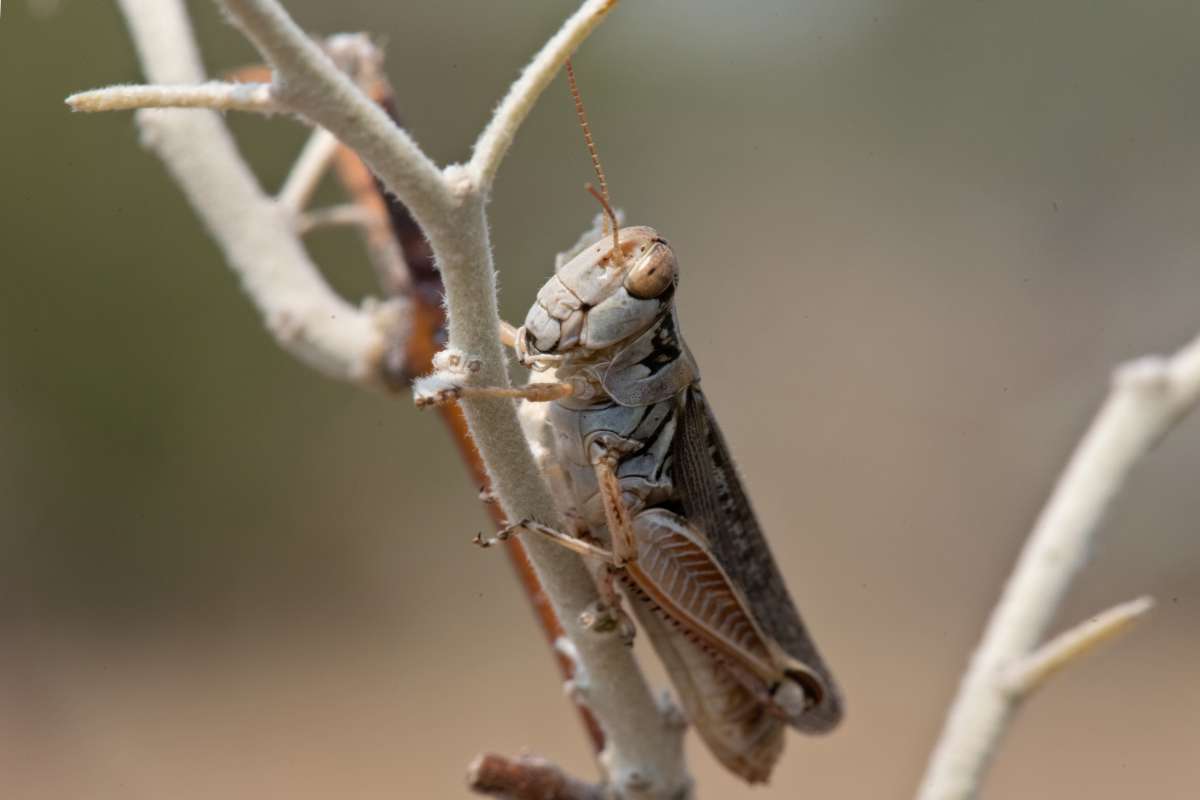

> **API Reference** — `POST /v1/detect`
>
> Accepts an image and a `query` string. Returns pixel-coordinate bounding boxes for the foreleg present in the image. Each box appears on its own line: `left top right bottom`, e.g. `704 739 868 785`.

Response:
412 347 573 408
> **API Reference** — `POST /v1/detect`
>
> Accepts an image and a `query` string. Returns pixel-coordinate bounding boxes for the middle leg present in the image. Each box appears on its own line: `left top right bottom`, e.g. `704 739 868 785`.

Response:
474 518 617 563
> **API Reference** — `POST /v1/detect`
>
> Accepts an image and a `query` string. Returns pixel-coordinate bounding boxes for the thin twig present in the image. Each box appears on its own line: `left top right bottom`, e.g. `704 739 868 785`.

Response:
1002 596 1154 698
329 143 413 308
67 81 279 113
917 337 1200 800
470 0 618 190
278 127 342 213
295 203 372 234
321 61 414 304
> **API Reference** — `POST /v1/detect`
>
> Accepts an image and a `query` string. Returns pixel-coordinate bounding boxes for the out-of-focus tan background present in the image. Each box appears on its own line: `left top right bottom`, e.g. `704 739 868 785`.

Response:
2 1 1198 797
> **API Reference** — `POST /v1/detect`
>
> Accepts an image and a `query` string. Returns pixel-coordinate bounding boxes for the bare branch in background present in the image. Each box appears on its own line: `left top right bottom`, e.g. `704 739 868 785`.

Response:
917 338 1200 800
80 0 689 797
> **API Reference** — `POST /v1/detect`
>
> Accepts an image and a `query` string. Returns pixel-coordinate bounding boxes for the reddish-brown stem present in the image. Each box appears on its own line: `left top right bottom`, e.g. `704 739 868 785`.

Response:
325 68 606 753
437 402 606 752
468 753 603 800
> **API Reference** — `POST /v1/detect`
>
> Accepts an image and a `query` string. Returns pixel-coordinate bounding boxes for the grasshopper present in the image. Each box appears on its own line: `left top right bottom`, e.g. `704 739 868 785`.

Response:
416 62 842 783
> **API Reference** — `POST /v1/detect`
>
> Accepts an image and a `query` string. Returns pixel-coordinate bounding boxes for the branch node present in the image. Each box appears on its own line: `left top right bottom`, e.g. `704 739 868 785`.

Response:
444 163 477 201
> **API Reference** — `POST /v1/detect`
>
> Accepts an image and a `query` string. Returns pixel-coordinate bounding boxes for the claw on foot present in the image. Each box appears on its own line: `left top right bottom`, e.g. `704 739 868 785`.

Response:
473 531 509 548
412 347 480 408
412 375 464 409
474 520 528 549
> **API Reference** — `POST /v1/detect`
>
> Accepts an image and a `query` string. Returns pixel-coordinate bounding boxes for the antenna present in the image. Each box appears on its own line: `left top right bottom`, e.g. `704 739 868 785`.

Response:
586 183 623 265
565 58 621 260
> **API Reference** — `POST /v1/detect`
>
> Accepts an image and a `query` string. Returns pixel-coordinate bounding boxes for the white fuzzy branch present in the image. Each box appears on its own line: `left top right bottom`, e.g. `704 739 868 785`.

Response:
67 81 278 113
107 0 397 384
1001 595 1154 697
94 0 689 797
470 0 617 189
917 337 1200 800
220 0 450 229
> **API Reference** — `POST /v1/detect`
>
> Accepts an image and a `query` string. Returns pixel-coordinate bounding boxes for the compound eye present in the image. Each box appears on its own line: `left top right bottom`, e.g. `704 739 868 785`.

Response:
623 242 677 299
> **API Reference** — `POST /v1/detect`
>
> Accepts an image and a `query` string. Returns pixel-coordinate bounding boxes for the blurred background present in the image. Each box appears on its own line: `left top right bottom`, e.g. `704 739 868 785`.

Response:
2 1 1199 797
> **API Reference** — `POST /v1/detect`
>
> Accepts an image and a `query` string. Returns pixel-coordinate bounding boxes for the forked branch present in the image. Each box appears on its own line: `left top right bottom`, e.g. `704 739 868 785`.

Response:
917 338 1200 800
470 2 617 188
102 0 400 384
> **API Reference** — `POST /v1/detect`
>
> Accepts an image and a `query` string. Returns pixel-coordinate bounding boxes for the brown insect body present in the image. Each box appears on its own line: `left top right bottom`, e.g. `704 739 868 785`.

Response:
512 226 842 782
438 62 842 783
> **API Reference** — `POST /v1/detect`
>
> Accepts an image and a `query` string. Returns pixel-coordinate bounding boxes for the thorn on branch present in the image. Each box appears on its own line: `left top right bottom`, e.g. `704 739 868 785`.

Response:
467 753 603 800
1002 595 1155 698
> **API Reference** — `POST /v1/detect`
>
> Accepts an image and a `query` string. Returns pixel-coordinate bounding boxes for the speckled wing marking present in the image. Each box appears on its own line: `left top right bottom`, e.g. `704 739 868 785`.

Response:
671 386 843 732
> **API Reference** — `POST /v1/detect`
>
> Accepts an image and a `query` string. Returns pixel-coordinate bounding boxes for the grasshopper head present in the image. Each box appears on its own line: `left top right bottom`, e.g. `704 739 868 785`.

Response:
516 226 678 366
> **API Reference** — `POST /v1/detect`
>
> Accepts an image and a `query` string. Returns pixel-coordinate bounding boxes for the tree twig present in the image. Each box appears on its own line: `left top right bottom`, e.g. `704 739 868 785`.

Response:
917 339 1200 800
67 81 279 113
